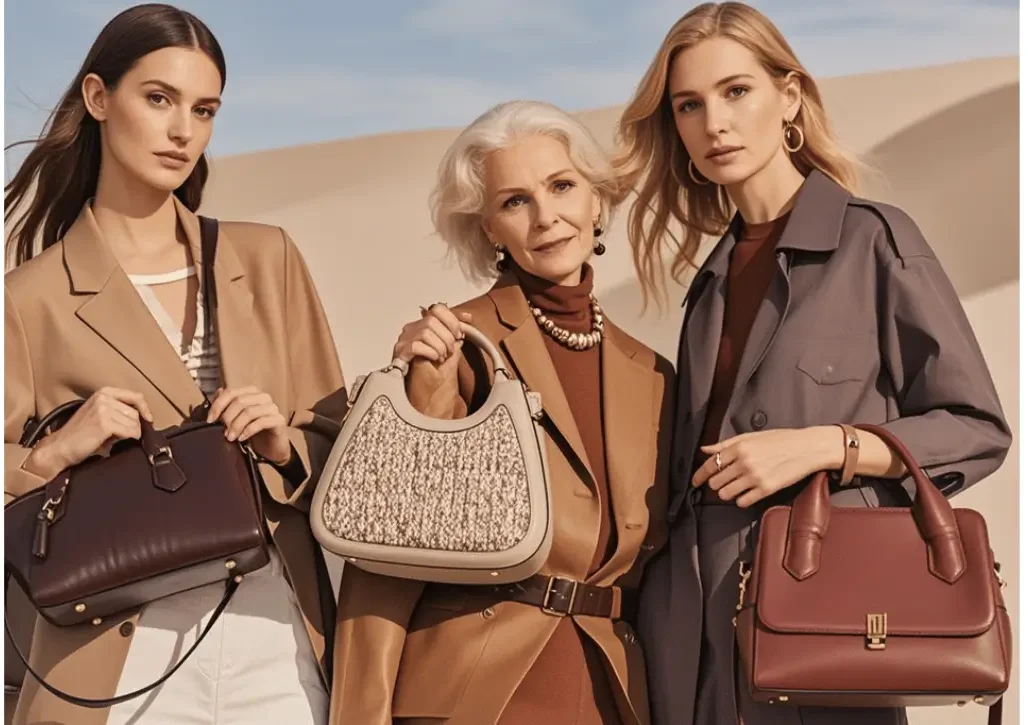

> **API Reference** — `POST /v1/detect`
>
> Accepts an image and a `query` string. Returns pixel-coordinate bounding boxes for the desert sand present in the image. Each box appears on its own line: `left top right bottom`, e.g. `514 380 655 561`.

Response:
4 57 1018 725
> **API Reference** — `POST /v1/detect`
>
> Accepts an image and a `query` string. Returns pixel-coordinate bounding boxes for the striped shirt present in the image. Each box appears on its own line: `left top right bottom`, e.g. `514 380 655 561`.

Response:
128 266 221 397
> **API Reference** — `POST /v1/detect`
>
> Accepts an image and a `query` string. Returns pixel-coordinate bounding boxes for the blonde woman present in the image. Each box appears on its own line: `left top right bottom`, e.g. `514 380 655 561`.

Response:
614 3 1010 724
329 100 675 725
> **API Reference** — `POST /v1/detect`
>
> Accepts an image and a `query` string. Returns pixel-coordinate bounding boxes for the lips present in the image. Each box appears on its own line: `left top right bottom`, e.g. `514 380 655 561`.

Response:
705 145 743 159
155 151 189 163
534 236 573 252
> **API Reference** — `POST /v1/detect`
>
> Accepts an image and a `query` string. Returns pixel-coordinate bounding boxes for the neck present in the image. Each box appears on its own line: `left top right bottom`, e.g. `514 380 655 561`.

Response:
726 151 805 224
92 160 183 261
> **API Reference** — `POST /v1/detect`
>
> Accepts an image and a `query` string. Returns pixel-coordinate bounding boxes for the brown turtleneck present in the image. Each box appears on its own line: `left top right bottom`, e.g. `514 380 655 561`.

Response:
495 262 623 725
697 213 790 504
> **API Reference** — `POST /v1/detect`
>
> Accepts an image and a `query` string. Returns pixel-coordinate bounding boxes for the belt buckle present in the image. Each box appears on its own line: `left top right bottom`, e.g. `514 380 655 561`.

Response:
541 575 578 617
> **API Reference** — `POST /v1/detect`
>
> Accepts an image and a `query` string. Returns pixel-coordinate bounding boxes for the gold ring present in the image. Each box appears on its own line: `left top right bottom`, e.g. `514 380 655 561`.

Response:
715 451 723 472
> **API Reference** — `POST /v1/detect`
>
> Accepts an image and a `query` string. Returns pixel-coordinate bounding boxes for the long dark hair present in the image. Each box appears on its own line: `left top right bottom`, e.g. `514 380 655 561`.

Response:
4 3 227 268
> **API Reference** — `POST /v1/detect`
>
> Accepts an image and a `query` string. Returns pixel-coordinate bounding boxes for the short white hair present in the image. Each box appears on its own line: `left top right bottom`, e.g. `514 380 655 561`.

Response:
430 100 621 283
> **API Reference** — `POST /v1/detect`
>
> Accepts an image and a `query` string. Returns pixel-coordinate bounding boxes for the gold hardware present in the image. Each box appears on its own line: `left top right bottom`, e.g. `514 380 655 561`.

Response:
733 561 752 627
233 575 243 584
974 696 985 704
957 701 967 707
490 571 499 577
866 613 887 650
778 695 789 702
91 617 102 626
225 560 237 570
542 576 578 616
74 603 86 613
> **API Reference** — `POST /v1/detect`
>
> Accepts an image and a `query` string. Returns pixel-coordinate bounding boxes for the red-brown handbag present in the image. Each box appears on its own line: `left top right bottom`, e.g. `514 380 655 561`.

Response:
735 424 1011 723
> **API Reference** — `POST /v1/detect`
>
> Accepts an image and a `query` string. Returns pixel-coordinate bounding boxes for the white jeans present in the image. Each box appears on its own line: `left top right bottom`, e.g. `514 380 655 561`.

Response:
106 549 328 725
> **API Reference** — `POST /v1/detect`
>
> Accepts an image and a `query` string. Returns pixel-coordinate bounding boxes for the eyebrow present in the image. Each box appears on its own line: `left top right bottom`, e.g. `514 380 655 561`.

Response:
670 73 756 100
142 79 222 106
495 168 575 196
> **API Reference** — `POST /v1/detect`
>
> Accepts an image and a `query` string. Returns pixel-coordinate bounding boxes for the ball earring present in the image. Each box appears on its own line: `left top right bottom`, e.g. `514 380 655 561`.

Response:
494 247 510 273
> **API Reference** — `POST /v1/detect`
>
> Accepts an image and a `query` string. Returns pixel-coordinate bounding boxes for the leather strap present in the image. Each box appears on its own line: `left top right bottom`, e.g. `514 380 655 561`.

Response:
449 574 636 620
4 568 240 708
837 423 859 485
198 215 219 348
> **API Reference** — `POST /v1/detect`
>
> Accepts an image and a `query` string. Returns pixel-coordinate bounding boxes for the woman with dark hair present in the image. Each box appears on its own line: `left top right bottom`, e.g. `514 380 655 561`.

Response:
4 5 347 725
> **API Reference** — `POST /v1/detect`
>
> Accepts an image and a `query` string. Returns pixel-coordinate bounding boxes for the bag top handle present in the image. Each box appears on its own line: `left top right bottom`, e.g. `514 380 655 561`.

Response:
388 321 512 381
784 423 967 585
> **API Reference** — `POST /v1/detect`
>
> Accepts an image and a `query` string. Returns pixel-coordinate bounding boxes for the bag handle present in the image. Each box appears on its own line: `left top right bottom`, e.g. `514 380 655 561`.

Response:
387 321 513 381
4 567 240 708
784 423 967 584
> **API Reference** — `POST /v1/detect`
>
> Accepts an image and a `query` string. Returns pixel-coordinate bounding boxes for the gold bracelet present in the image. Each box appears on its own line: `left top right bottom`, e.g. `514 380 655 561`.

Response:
838 424 860 485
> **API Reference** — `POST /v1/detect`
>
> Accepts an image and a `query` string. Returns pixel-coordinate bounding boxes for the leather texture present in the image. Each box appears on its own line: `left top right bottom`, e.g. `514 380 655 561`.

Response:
434 573 637 620
310 321 553 585
736 424 1011 720
2 216 270 707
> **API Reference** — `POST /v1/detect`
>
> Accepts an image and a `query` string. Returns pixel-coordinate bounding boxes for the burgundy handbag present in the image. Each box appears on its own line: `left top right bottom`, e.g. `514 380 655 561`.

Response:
734 424 1011 724
3 217 271 708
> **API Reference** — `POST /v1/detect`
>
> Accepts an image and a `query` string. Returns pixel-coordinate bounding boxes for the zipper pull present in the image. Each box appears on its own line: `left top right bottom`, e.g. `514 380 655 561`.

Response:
33 507 54 559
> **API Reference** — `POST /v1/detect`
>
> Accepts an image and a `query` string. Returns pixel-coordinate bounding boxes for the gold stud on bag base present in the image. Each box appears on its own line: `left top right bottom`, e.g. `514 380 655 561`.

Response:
309 320 553 586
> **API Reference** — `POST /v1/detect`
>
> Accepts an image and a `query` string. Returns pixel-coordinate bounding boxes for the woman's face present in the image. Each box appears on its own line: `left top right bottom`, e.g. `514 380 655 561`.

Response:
667 37 800 187
480 134 601 286
83 47 223 194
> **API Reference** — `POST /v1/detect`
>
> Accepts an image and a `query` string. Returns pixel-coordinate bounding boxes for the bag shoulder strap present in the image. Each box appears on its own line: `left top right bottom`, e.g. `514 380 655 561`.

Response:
198 215 219 345
4 569 239 708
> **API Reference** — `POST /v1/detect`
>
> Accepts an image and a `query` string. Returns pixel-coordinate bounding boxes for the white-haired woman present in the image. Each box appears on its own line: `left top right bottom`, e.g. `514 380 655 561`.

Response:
328 100 676 725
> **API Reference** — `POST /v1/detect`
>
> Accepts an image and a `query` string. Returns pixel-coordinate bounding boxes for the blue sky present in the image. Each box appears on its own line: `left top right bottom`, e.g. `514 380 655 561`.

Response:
5 0 1019 169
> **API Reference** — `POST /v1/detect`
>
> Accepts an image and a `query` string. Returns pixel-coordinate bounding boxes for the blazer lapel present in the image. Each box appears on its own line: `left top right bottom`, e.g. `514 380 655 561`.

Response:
589 325 657 583
679 248 730 468
66 204 205 417
487 280 597 488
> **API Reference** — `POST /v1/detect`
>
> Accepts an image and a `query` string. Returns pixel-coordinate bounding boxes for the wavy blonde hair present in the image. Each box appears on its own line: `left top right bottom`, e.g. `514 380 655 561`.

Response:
431 100 621 283
614 1 865 309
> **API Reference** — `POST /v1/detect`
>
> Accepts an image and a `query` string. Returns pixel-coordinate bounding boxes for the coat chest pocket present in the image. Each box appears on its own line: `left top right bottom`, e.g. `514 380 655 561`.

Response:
795 333 878 385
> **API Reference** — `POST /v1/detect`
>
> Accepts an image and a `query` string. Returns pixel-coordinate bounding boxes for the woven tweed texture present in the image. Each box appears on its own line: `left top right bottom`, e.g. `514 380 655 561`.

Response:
321 395 532 552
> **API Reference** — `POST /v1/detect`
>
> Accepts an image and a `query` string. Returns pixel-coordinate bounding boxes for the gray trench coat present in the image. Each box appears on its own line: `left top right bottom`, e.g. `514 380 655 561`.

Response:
638 169 1011 725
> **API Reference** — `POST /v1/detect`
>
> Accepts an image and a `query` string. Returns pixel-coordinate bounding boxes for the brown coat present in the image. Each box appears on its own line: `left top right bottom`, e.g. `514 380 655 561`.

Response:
638 169 1011 725
328 276 676 725
4 199 349 725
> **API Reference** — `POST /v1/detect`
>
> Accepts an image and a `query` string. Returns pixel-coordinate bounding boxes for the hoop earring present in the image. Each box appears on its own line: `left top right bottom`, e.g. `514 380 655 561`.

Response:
784 121 805 153
495 247 510 273
688 159 710 186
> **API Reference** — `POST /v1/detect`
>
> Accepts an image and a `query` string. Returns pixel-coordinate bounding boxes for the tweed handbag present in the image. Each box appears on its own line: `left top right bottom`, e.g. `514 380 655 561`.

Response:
310 322 552 585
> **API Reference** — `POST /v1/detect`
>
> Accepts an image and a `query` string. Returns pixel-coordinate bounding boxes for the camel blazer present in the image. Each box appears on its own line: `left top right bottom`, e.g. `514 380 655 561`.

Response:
329 276 676 725
5 198 348 725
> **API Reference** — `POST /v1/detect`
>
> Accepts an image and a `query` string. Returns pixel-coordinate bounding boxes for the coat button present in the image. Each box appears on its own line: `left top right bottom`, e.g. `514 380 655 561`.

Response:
751 411 768 429
119 622 134 637
482 607 496 619
622 626 637 645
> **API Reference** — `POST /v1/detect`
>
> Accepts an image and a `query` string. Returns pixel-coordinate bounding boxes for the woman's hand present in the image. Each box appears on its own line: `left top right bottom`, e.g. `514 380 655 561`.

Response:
392 303 471 375
207 386 292 466
25 387 154 481
693 426 843 508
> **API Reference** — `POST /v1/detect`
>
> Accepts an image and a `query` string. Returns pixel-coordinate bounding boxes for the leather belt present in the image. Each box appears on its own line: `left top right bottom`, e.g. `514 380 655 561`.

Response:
450 574 637 620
